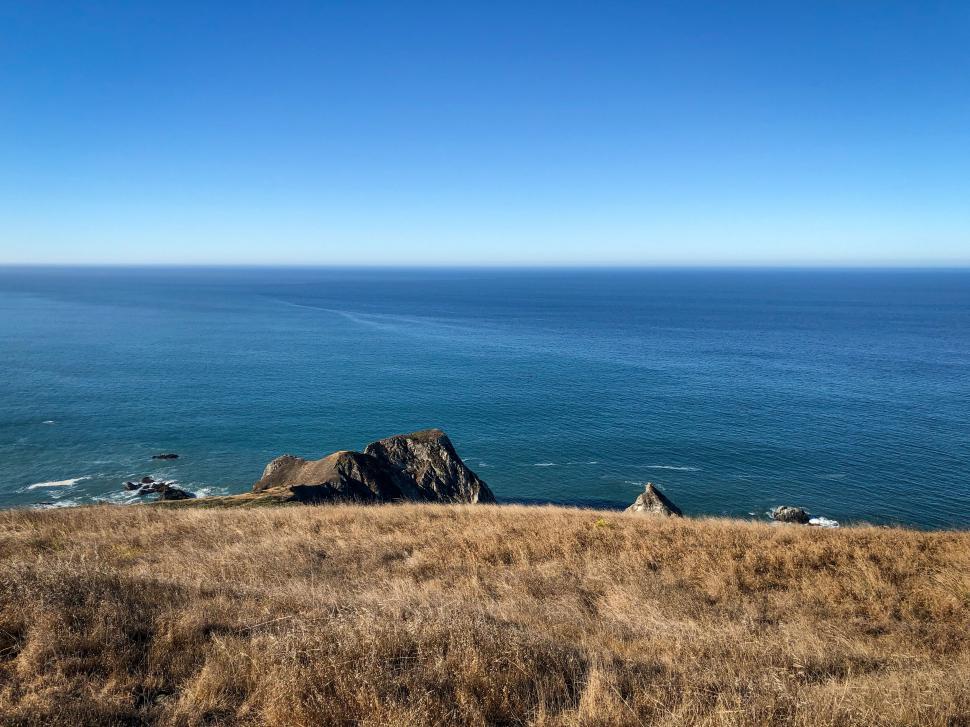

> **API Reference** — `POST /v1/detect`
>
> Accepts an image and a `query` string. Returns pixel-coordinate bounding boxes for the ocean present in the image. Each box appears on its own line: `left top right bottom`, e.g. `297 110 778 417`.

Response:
0 266 967 528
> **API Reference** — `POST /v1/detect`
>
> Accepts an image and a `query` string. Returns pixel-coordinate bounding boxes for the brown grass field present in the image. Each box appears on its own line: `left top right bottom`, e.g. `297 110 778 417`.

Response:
0 503 967 726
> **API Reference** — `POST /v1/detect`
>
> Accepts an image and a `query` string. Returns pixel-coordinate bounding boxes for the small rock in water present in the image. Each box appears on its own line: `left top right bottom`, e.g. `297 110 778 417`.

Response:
808 516 839 528
625 482 682 517
132 480 163 495
126 477 196 501
770 506 810 524
152 453 179 460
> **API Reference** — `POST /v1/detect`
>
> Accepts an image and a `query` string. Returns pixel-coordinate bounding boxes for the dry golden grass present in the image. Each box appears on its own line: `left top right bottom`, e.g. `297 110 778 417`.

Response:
0 504 967 726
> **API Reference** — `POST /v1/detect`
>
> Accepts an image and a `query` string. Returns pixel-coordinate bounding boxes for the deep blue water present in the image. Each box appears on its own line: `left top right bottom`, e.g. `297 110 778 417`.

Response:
0 267 968 528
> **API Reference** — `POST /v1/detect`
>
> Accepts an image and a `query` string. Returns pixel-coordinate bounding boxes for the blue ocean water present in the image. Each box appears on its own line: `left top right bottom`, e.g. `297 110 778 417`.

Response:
0 267 967 528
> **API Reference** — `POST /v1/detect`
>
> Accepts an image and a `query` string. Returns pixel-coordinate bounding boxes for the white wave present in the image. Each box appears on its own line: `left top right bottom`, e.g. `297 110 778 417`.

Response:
192 486 230 498
95 483 229 505
42 420 55 424
26 476 89 490
533 462 556 467
95 491 142 505
34 499 81 509
809 517 840 528
645 465 699 472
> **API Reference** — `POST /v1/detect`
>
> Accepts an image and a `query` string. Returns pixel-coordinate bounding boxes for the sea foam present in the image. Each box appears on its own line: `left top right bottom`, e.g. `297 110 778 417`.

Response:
26 476 88 490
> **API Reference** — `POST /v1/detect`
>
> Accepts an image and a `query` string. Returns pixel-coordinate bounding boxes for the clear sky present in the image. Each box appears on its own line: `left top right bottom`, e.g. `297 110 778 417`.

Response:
1 1 968 266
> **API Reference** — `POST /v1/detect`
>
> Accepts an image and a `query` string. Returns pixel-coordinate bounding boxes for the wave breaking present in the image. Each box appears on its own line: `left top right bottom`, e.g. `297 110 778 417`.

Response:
26 476 89 490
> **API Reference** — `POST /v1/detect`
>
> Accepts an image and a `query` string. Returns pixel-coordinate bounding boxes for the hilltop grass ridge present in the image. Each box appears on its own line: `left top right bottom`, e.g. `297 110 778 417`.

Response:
0 503 968 726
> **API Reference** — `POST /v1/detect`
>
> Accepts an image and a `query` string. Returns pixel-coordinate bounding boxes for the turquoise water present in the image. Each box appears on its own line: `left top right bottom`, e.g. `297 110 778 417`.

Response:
1 267 968 528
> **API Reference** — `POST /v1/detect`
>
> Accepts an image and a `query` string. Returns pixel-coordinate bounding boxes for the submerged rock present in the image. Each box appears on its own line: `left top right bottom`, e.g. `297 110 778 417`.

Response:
252 429 495 505
625 482 682 517
770 506 810 524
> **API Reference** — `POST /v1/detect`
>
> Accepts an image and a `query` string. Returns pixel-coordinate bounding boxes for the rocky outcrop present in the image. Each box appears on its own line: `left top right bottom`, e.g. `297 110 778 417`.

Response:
770 506 810 524
251 429 495 505
625 482 681 517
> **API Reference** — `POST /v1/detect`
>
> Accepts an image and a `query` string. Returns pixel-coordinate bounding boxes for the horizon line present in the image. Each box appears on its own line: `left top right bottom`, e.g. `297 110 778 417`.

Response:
2 262 970 271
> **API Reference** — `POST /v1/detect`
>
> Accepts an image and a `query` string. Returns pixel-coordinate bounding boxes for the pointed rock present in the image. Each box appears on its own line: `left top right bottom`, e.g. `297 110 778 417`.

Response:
364 429 495 504
625 482 682 517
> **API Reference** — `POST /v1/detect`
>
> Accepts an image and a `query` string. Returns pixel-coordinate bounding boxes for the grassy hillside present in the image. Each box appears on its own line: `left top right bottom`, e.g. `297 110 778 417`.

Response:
0 504 967 726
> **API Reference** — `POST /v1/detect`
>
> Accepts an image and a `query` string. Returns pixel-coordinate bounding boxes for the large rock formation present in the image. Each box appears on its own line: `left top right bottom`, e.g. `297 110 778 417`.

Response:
251 429 495 505
625 482 681 517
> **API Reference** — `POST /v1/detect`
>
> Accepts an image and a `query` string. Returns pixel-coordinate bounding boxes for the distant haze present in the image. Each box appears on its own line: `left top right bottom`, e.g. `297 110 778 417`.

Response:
1 2 968 265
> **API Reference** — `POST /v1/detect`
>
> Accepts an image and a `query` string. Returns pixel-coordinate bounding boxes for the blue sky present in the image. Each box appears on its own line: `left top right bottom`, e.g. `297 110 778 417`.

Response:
1 1 968 265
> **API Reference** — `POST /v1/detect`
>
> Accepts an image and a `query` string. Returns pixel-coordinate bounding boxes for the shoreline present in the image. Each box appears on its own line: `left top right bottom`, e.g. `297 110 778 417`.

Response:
6 431 964 531
10 480 958 533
